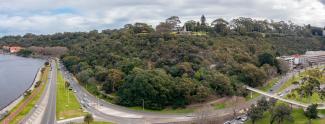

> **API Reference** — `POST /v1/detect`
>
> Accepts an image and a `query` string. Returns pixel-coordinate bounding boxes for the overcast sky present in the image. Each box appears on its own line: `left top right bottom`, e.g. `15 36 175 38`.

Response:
0 0 324 36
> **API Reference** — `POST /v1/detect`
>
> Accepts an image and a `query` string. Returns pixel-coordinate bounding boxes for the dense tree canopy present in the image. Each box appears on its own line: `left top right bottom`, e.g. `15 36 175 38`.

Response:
0 16 324 109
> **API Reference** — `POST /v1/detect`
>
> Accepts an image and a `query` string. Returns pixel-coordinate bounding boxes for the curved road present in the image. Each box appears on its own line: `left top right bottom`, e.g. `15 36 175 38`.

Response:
58 64 324 123
58 62 193 124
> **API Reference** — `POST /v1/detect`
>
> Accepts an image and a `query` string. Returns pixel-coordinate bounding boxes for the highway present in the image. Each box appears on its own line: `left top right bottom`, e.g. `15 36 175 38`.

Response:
41 60 57 124
58 62 193 124
22 59 57 124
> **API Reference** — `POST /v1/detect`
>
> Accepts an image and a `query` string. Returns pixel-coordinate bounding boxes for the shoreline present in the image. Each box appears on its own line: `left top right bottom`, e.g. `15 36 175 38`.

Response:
0 65 44 116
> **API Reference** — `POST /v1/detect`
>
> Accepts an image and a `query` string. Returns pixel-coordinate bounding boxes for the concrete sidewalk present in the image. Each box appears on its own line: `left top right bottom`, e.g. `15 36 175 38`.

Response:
57 115 107 124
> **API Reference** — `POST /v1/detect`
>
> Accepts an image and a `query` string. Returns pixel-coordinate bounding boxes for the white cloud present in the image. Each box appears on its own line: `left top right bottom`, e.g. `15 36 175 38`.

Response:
0 0 324 35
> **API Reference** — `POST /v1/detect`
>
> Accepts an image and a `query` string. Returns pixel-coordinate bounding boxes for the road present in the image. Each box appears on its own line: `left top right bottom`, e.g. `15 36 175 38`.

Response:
58 62 193 124
41 60 57 124
245 86 309 108
245 65 325 109
58 63 323 123
246 81 325 109
22 59 57 124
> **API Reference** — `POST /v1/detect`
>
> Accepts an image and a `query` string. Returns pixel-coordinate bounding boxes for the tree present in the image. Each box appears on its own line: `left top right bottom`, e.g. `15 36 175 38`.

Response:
132 22 154 33
17 49 32 57
306 69 322 79
270 104 293 124
76 69 93 83
276 59 289 74
184 20 197 31
166 16 181 31
231 17 254 34
258 53 275 66
257 97 270 111
206 72 234 96
304 104 318 124
156 22 173 33
117 68 175 110
104 69 124 93
44 61 50 66
84 113 94 124
297 77 320 102
247 104 264 124
211 18 229 35
65 81 70 88
62 56 80 73
319 88 325 101
239 63 267 87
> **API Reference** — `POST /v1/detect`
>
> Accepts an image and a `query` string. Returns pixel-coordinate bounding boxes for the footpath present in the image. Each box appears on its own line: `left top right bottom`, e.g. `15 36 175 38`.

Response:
0 66 44 123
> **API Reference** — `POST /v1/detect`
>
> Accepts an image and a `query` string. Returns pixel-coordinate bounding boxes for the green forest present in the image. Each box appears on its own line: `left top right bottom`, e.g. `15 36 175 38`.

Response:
1 16 325 110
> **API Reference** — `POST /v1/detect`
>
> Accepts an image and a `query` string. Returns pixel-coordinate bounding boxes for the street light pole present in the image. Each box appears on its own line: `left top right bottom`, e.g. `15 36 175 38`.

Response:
68 90 70 105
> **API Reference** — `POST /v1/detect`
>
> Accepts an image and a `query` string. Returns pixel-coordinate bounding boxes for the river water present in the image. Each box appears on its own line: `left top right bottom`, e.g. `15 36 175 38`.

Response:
0 54 44 110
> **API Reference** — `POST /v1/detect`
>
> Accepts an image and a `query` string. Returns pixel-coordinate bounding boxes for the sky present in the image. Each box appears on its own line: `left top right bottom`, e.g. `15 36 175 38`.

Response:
0 0 324 36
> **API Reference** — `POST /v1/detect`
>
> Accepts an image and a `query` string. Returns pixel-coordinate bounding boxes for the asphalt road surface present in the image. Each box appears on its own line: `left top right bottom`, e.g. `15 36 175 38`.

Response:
22 59 57 124
40 60 57 124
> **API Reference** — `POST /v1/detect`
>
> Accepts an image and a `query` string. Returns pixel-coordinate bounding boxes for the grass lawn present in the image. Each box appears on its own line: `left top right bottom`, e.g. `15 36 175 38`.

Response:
192 31 207 36
245 108 325 124
319 109 325 115
56 64 86 120
278 75 301 92
279 66 325 93
245 92 260 101
286 91 323 104
0 66 50 124
213 103 226 110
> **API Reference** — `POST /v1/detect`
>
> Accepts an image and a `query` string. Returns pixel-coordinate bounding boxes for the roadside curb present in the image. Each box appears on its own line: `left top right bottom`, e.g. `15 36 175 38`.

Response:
0 65 44 119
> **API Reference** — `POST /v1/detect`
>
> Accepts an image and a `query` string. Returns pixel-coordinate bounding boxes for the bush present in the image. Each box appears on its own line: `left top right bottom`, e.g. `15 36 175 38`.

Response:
34 81 42 88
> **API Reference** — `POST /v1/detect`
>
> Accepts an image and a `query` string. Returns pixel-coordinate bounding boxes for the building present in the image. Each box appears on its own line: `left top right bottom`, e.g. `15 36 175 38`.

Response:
277 54 306 70
9 46 22 53
301 51 325 66
2 46 22 53
277 51 325 69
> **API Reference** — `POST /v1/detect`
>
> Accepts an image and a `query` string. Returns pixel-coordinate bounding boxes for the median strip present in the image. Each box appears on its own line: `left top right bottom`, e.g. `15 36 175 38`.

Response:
56 62 86 120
